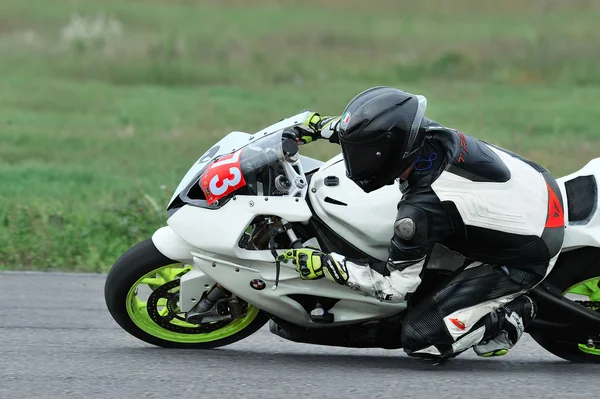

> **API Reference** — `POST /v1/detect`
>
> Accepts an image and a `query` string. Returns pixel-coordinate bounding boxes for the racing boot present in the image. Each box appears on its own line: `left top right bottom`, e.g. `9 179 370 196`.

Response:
473 295 537 357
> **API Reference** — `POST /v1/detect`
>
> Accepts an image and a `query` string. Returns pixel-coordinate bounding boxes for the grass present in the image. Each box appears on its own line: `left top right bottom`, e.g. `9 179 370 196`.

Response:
1 0 600 271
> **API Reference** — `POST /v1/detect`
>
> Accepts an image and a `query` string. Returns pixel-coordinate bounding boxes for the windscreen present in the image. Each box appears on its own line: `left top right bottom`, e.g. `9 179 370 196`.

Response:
171 130 303 210
199 132 287 205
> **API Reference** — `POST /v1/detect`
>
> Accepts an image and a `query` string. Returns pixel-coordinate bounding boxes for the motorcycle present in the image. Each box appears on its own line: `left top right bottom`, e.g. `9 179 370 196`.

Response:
105 111 600 362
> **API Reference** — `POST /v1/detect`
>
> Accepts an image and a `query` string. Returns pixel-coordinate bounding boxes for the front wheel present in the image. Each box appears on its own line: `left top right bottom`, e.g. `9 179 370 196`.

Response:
104 239 269 348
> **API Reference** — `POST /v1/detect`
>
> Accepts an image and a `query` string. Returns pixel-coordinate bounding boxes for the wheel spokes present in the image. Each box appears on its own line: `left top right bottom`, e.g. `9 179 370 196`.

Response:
140 277 166 286
134 297 147 313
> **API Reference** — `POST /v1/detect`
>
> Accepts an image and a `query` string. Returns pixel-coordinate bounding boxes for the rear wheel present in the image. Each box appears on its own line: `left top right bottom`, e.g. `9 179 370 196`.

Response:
105 239 269 348
530 247 600 362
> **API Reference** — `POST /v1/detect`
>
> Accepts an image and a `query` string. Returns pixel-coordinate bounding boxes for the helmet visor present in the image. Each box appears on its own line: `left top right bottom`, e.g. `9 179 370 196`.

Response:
339 132 393 181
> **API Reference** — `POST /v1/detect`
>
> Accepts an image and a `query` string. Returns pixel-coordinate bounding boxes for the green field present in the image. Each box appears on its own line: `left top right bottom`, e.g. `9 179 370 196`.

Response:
2 0 600 271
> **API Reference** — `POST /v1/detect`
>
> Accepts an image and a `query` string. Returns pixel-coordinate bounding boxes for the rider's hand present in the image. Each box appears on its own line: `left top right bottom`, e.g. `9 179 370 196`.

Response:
282 112 323 144
277 249 348 284
282 126 317 145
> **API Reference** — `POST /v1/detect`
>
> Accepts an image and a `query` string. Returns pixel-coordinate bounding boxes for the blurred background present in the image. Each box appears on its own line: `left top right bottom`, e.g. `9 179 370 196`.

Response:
1 0 599 271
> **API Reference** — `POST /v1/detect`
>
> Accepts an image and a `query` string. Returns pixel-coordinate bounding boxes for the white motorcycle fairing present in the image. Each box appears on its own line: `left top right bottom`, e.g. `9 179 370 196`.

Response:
157 199 408 328
307 154 401 261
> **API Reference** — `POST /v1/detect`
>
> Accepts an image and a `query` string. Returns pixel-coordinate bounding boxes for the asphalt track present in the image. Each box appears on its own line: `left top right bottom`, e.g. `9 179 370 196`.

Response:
1 271 599 399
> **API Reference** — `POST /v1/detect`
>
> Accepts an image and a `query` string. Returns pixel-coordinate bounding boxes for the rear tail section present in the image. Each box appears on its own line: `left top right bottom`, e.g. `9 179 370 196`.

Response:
557 158 600 250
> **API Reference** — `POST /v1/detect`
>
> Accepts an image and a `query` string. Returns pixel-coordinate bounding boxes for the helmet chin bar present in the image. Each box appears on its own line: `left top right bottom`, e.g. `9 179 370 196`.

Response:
353 175 396 194
349 152 415 193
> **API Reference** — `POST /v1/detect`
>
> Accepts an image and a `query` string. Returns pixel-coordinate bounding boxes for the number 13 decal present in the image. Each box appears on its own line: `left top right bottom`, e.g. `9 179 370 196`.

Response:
209 166 242 196
200 150 246 205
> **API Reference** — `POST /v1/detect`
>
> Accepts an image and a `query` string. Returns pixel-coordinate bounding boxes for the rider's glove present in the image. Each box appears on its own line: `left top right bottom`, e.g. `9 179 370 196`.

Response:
282 111 337 145
277 248 348 284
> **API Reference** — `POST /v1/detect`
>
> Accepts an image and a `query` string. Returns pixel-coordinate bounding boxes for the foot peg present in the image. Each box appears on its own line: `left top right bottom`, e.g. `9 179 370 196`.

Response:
310 303 334 323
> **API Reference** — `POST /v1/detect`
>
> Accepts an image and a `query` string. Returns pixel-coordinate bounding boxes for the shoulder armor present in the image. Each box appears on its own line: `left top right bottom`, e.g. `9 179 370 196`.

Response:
446 132 511 183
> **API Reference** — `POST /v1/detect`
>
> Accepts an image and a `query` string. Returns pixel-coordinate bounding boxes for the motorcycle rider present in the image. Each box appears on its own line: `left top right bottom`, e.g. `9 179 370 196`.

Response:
278 86 565 360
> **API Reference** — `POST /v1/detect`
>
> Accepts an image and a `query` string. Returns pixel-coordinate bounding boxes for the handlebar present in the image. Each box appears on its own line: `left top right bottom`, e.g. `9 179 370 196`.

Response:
281 219 303 249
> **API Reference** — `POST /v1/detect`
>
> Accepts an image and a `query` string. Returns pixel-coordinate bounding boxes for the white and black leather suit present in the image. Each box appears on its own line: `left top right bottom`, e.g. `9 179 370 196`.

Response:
321 118 566 358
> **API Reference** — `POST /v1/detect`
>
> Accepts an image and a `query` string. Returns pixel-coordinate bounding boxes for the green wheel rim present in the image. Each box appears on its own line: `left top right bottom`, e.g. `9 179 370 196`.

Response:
125 265 260 343
563 277 600 356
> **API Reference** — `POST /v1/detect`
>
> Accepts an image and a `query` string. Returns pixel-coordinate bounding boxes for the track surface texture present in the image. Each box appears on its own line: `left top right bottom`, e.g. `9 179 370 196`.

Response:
1 272 599 399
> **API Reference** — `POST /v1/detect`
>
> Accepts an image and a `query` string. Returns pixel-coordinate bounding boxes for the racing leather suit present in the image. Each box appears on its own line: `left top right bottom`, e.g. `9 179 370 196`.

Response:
305 115 565 358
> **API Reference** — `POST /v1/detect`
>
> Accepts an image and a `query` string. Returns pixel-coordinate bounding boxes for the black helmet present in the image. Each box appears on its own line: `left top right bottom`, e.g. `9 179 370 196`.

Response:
337 86 428 193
